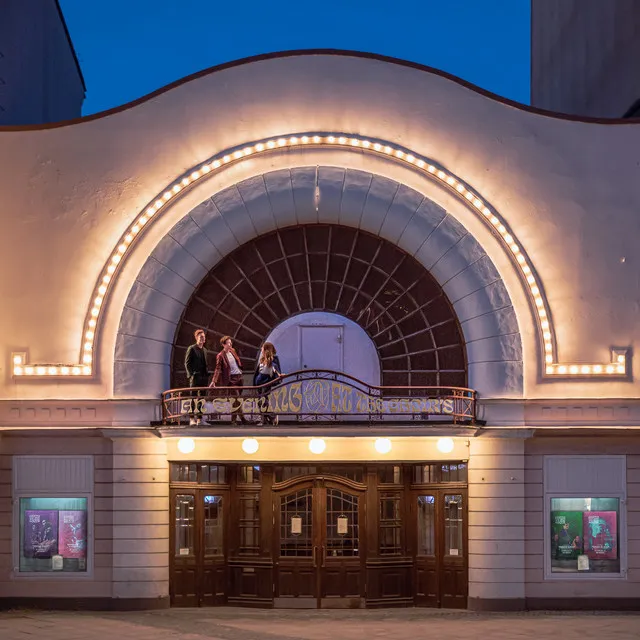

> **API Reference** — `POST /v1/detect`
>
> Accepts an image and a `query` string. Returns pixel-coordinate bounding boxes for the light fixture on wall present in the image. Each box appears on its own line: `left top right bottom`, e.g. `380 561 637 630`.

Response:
374 438 392 454
11 133 630 381
437 438 455 454
242 438 259 455
309 438 326 454
177 438 195 454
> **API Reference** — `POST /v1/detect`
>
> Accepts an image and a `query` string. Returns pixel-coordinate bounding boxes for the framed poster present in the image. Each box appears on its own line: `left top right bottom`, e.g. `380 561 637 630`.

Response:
583 511 617 560
58 510 87 559
551 510 582 559
24 510 59 559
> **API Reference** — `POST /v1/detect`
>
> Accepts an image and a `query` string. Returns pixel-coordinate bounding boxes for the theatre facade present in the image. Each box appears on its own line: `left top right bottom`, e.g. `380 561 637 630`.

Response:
1 51 640 611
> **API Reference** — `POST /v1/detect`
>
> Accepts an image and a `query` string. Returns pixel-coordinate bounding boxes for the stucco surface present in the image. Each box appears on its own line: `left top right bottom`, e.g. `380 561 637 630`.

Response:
1 53 640 402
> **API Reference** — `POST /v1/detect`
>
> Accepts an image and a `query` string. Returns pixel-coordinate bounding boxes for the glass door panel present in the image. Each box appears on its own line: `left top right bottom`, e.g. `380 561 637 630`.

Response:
325 488 359 557
280 488 313 557
417 495 436 556
444 494 463 557
174 494 195 557
203 495 224 556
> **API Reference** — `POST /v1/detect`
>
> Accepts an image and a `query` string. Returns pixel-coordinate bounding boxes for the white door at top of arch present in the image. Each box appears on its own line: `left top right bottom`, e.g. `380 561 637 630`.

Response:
265 312 381 387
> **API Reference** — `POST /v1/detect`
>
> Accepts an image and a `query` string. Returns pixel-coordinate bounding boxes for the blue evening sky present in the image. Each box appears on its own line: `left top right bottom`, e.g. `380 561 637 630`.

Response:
59 0 531 116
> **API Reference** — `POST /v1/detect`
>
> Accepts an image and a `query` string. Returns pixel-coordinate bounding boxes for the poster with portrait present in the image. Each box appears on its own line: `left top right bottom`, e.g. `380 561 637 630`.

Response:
551 511 583 559
23 510 59 558
58 510 87 559
583 511 617 560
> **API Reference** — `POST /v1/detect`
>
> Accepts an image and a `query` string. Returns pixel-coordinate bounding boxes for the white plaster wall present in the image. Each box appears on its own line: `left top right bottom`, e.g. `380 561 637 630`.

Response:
1 53 640 401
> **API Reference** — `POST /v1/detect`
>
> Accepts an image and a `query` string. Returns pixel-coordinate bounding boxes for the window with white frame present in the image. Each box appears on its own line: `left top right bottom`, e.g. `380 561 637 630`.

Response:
13 456 93 576
544 455 626 578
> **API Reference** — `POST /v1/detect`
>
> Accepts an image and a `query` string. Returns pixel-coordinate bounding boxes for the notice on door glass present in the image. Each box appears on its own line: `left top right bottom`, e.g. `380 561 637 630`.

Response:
449 549 459 556
578 555 590 571
337 516 348 535
179 548 190 556
291 516 302 535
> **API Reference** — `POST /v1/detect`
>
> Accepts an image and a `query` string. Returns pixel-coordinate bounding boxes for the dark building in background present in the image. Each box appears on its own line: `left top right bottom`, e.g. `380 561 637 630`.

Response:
531 0 640 118
0 0 85 125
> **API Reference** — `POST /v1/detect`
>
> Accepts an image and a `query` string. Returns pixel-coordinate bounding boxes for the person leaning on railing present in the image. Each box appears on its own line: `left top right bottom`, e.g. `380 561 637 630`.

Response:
253 342 283 425
184 328 210 426
210 335 252 424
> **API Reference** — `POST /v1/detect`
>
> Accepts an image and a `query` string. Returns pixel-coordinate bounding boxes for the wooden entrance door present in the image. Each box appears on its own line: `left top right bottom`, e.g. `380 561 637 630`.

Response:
273 477 365 608
413 489 468 608
170 488 228 607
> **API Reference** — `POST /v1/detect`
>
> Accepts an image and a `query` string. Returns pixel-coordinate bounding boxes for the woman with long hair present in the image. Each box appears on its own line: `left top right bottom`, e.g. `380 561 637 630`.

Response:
253 342 283 425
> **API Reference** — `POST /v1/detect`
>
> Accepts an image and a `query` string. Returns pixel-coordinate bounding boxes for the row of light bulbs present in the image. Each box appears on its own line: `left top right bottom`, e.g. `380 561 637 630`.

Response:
10 133 626 379
176 436 456 456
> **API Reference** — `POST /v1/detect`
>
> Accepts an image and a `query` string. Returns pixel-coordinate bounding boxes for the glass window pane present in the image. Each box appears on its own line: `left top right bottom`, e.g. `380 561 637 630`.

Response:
174 494 195 557
239 493 260 555
444 494 463 557
19 497 88 573
326 489 359 557
240 466 261 483
378 465 402 484
280 489 313 557
204 495 224 556
417 495 435 556
379 492 402 555
550 497 620 574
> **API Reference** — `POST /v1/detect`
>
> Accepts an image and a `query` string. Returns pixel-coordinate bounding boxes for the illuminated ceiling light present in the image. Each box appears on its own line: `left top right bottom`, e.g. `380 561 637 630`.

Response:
545 354 553 364
162 191 171 201
338 137 347 144
82 354 92 364
191 171 200 180
617 365 626 374
617 354 625 364
98 285 107 296
13 354 23 365
395 150 404 158
131 225 140 234
111 254 121 265
242 438 259 454
84 342 92 352
233 150 243 159
605 365 615 374
474 199 483 208
289 137 299 145
178 438 196 454
117 244 126 255
88 318 96 328
383 146 392 154
309 438 326 454
569 365 579 374
456 184 465 193
436 438 454 454
223 155 231 163
416 159 425 168
374 438 392 454
350 138 360 146
437 170 446 179
594 365 603 374
90 308 99 317
181 178 190 186
172 184 181 194
14 366 23 375
212 160 221 169
427 165 436 173
202 164 211 173
362 140 371 148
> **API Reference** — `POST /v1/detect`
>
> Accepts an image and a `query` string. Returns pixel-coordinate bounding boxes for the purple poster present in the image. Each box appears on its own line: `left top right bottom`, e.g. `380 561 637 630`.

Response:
58 510 86 559
24 510 58 558
583 511 617 560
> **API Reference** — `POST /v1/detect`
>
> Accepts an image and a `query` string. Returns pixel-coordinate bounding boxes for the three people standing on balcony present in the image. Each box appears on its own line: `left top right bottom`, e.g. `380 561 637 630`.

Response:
253 341 283 425
211 335 251 424
184 328 209 426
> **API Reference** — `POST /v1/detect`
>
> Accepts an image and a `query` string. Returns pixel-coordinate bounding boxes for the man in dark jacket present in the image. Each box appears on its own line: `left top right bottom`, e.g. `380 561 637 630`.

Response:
185 328 209 425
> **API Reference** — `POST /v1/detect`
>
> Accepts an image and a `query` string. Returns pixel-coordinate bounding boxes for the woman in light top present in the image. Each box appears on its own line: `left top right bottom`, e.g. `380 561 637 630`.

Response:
211 335 250 424
253 342 283 425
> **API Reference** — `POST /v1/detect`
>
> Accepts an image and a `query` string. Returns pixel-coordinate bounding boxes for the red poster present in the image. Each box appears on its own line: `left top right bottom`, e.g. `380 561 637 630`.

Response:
583 511 617 560
58 510 87 559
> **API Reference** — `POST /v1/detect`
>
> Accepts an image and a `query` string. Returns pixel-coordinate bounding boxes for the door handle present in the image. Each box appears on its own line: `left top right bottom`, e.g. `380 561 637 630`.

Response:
320 545 325 568
312 545 318 568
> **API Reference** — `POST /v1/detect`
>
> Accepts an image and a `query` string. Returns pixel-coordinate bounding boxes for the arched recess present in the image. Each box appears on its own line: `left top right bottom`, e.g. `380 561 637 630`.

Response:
170 225 467 390
114 167 522 398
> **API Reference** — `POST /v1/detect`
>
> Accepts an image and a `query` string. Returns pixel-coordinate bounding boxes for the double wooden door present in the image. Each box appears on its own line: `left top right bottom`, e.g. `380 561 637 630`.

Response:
273 477 365 608
170 488 228 607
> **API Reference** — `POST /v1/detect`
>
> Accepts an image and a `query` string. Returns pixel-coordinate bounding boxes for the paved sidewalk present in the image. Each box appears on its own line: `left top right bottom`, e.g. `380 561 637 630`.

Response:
1 607 640 640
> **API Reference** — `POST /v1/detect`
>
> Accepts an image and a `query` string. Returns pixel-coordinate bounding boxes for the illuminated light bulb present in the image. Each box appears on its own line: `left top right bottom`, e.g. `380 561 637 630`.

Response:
172 184 181 193
338 137 347 144
395 150 405 158
244 146 254 154
138 216 148 226
416 159 425 168
617 365 625 374
90 308 99 317
309 438 326 454
72 367 81 375
498 225 507 234
446 176 455 185
181 178 190 186
526 275 535 285
534 296 544 308
531 286 540 296
569 365 579 374
558 366 567 374
117 244 126 254
456 184 465 193
94 296 103 307
522 265 531 275
427 165 436 173
124 235 133 244
83 354 92 364
277 138 287 147
383 146 392 154
437 170 446 179
505 234 513 244
313 136 321 143
132 225 140 234
223 155 231 163
242 438 259 454
546 365 554 374
112 254 121 264
509 243 519 254
541 321 549 330
84 342 92 352
98 285 107 295
362 140 372 148
517 254 526 264
437 438 454 454
581 366 592 374
233 151 243 159
82 366 91 375
88 319 96 328
86 331 94 340
212 160 221 169
25 367 34 375
61 367 69 375
13 355 23 365
350 138 360 146
374 438 392 454
256 143 265 151
482 207 491 216
490 216 500 226
289 137 299 145
178 438 196 454
48 367 58 375
543 331 551 341
301 136 309 143
544 341 553 352
594 365 602 374
147 205 157 215
538 309 547 318
36 367 46 375
545 354 553 364
267 141 276 149
163 191 172 201
465 192 474 201
191 171 200 180
155 200 164 210
617 354 625 363
14 366 23 375
474 199 483 208
373 143 382 151
202 164 211 173
606 365 615 374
